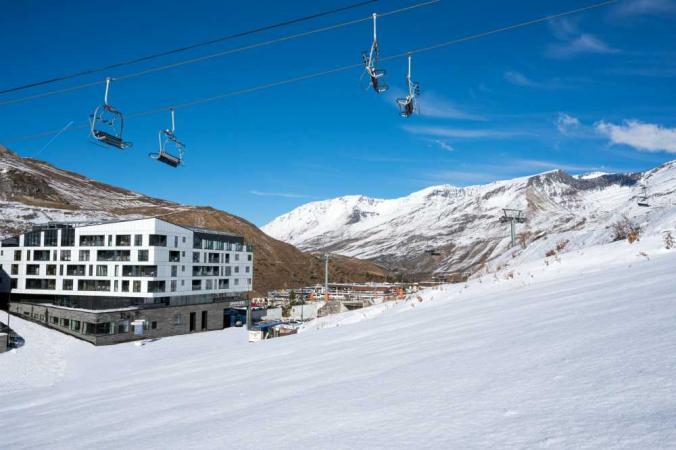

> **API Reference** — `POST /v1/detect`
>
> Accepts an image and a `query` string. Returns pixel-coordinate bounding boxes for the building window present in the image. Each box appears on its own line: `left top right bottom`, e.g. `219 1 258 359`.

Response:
121 280 129 292
181 280 185 286
79 250 90 261
14 250 21 261
248 254 252 261
115 235 131 246
60 227 75 246
225 254 230 264
59 265 64 276
192 252 200 263
133 280 141 293
95 265 108 277
192 280 202 291
66 265 86 276
148 281 165 293
70 320 81 332
174 236 178 248
78 280 110 292
24 231 41 247
169 251 180 262
114 280 119 292
60 250 71 261
26 264 40 275
234 266 239 274
80 235 104 246
149 234 167 247
206 280 213 290
63 279 73 290
44 229 58 247
171 280 177 292
151 321 158 330
245 266 250 273
107 235 113 247
118 320 130 333
173 313 183 325
33 250 50 261
134 234 143 246
138 250 149 262
46 265 57 276
97 250 130 261
235 254 240 261
171 266 178 277
26 279 56 290
234 279 239 286
89 265 93 276
248 278 252 285
122 265 157 277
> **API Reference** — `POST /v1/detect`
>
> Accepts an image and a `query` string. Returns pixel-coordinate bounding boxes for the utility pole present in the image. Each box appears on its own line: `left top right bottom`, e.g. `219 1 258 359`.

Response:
4 291 10 350
500 209 526 248
324 253 330 301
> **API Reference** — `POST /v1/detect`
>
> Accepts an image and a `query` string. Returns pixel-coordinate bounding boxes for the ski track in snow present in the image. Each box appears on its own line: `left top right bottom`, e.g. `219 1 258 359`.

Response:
1 235 676 449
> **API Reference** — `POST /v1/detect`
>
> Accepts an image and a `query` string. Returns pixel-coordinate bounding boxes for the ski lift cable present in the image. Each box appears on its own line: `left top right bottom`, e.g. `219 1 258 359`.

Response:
0 0 440 108
0 0 380 96
6 0 618 144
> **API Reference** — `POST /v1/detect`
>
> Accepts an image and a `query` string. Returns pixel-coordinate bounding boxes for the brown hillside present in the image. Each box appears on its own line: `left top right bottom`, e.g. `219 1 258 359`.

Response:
0 145 389 295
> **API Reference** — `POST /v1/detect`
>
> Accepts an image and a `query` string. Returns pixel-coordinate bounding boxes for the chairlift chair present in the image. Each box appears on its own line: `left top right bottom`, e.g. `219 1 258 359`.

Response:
361 13 388 94
397 54 420 118
89 77 132 149
150 109 185 168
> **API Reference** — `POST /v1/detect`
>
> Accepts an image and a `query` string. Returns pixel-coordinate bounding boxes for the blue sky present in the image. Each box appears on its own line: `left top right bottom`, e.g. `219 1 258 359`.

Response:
1 0 675 226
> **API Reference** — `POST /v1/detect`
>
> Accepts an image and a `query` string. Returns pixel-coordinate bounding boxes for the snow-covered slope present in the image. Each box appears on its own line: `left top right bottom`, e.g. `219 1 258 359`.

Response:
1 234 675 448
263 161 676 276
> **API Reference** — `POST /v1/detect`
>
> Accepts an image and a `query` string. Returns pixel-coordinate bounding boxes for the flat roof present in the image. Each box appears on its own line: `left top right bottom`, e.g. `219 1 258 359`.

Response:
4 217 245 241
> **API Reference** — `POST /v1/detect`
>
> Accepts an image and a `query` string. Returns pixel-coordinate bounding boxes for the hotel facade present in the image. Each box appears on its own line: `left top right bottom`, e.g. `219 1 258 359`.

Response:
0 218 253 344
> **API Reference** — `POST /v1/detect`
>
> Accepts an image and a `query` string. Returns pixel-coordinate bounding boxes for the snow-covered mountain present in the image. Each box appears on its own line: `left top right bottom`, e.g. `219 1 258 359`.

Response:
263 161 676 276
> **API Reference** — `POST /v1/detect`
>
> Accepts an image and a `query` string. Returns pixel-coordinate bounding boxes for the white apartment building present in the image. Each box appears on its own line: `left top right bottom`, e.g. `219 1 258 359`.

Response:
0 218 254 344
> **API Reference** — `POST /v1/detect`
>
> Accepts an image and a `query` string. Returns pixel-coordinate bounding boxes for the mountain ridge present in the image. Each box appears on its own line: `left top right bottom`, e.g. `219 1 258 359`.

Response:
262 160 676 277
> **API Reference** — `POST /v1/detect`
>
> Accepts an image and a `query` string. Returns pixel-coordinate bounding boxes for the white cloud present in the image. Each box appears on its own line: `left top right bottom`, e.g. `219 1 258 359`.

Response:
556 113 581 135
504 71 538 87
547 19 618 59
611 0 676 16
403 125 528 139
249 190 312 199
385 89 485 121
429 139 454 152
421 96 486 121
596 120 676 153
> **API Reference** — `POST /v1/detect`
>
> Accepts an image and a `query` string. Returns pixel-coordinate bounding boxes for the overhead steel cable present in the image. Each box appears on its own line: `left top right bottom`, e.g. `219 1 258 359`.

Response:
0 0 440 108
6 0 618 145
0 0 379 96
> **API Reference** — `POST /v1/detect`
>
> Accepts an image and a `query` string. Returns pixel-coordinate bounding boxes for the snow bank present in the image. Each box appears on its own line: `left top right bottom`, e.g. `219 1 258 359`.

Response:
1 237 676 449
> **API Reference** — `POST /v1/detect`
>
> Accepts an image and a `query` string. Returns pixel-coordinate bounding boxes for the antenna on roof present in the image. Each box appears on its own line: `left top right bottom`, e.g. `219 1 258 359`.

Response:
500 208 526 248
